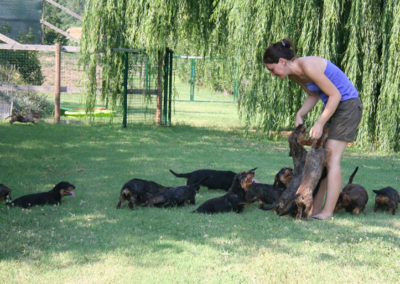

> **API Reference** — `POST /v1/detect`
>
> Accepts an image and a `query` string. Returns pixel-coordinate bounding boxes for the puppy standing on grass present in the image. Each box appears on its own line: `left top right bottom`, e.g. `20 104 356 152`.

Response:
334 167 368 215
7 182 76 208
373 187 399 215
169 169 236 191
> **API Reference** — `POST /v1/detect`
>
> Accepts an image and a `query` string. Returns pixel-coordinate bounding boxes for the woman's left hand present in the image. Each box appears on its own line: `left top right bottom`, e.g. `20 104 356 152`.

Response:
310 123 323 139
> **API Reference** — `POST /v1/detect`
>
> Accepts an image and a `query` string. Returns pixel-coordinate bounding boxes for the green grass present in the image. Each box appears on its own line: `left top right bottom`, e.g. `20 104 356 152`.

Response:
1 122 399 284
40 75 242 128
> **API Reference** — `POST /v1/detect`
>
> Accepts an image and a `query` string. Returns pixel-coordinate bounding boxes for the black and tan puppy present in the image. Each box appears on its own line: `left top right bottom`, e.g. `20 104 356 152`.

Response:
334 167 368 215
147 179 205 207
0 184 12 202
116 179 171 210
169 169 236 191
294 128 329 219
373 187 399 215
194 169 256 214
245 167 293 209
267 125 308 215
7 182 75 208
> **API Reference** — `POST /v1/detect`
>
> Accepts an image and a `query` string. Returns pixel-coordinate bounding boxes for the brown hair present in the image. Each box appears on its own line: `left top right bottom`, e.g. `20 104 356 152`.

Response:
263 38 296 64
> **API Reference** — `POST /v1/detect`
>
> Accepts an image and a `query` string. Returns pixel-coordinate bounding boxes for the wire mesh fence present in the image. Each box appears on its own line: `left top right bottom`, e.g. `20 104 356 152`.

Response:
173 56 238 103
0 45 160 125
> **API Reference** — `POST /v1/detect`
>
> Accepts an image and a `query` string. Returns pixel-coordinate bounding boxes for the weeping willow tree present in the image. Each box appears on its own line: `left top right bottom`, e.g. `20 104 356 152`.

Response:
81 0 400 152
376 0 400 151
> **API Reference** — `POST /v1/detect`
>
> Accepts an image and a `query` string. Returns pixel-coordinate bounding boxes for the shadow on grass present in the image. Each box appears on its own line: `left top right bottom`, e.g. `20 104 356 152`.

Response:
0 122 399 267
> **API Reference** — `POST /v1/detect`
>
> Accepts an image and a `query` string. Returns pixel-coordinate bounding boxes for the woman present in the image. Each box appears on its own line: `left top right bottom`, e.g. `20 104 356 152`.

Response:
263 38 362 220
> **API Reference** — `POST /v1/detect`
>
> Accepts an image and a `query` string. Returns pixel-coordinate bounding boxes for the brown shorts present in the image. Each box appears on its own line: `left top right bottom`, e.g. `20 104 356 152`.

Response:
325 98 363 142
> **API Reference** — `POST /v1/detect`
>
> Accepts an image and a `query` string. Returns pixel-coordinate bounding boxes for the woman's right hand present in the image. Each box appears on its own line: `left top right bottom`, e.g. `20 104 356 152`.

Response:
295 113 303 127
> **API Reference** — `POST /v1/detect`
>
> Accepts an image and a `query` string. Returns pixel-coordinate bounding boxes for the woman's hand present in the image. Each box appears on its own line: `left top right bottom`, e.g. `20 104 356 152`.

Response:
309 122 323 139
295 113 303 127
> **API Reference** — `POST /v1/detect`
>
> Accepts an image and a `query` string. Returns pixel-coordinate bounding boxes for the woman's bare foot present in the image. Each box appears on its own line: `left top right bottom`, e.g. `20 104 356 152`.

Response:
311 213 333 220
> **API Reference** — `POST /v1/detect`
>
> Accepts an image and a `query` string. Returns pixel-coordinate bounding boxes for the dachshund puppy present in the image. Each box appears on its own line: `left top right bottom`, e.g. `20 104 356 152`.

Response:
373 187 399 215
294 128 329 219
0 184 12 202
193 169 256 214
147 179 205 207
334 167 368 215
245 167 293 209
169 169 236 191
8 182 75 208
116 178 171 210
266 125 307 215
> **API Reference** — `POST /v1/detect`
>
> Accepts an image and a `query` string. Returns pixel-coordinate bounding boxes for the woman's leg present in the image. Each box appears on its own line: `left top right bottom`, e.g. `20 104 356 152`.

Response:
312 139 347 219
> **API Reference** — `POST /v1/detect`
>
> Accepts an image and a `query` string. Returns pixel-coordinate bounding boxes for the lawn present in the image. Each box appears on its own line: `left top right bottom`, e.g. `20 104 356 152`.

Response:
1 120 399 284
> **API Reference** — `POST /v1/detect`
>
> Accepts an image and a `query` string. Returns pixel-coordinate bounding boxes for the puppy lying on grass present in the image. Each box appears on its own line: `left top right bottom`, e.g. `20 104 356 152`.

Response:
7 182 75 208
193 168 256 214
245 167 293 209
146 179 206 207
116 178 171 210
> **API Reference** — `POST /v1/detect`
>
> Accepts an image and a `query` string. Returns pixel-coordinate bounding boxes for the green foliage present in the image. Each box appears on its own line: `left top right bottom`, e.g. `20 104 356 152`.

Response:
0 25 44 85
81 0 400 151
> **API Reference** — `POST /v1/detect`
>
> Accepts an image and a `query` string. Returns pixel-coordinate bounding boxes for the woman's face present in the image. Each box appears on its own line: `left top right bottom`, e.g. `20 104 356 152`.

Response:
265 59 287 79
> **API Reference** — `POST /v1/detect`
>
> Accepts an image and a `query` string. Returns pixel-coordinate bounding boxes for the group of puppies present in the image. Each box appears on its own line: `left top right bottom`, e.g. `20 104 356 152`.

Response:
115 124 399 218
1 125 399 218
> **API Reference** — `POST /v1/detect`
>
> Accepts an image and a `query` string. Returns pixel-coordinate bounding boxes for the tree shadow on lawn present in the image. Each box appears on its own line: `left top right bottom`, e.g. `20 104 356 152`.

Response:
1 122 399 267
1 194 399 267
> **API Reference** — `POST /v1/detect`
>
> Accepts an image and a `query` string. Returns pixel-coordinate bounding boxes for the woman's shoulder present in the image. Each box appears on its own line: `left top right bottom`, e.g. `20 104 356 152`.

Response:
297 56 327 74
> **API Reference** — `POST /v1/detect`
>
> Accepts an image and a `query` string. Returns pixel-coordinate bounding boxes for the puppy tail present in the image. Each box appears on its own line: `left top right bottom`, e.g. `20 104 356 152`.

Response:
347 166 359 184
169 169 190 178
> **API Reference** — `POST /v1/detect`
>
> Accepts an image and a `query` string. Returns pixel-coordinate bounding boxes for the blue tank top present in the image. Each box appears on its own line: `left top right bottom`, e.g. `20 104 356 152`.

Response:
305 60 358 105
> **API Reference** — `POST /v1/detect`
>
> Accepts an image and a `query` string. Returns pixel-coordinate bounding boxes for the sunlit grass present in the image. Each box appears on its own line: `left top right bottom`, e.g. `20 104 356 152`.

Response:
0 122 399 283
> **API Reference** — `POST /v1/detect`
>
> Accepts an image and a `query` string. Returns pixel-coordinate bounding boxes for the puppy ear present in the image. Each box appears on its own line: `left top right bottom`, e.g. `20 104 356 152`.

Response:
342 194 351 203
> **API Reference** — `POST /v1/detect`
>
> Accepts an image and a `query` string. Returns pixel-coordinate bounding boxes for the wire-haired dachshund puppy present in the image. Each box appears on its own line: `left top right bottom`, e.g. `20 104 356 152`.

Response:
193 168 256 214
265 125 308 214
147 179 206 207
7 182 75 208
245 167 293 209
0 184 12 202
116 179 171 210
373 187 399 215
294 128 329 220
169 169 236 191
334 167 368 215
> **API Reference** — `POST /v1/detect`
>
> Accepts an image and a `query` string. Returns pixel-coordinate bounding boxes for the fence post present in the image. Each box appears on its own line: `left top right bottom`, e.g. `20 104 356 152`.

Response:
122 51 128 128
190 58 195 101
168 49 173 126
54 43 61 123
156 50 162 125
163 48 169 125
